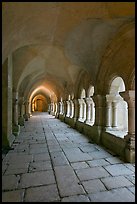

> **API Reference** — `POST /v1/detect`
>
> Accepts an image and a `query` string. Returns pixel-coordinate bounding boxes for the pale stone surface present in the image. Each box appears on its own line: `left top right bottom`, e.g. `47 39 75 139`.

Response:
25 184 60 202
54 165 85 197
50 151 69 166
76 167 110 181
19 171 55 188
101 175 133 190
2 189 25 202
71 162 89 170
105 156 123 164
104 164 134 176
128 186 135 194
89 187 135 202
61 195 90 202
2 175 20 190
82 179 106 193
64 148 92 162
87 159 110 167
33 152 50 161
2 113 135 202
29 161 52 172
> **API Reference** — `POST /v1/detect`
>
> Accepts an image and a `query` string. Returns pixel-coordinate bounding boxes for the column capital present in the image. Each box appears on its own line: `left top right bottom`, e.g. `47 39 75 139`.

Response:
78 98 84 104
120 90 135 107
85 97 93 105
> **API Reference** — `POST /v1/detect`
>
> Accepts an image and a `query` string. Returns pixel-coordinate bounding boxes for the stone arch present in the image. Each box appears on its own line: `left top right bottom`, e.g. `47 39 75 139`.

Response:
106 76 128 136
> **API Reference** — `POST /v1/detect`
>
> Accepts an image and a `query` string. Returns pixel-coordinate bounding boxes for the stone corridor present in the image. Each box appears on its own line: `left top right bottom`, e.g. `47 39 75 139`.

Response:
2 112 135 202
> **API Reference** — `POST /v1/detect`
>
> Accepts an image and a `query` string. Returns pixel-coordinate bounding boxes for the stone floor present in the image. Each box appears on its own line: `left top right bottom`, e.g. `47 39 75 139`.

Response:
2 112 135 202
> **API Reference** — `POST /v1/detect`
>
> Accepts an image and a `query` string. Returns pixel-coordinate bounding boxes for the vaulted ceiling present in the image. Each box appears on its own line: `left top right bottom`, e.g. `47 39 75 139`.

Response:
2 2 135 101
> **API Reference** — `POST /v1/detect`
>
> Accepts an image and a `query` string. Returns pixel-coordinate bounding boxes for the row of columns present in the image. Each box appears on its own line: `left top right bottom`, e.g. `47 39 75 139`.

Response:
49 91 135 162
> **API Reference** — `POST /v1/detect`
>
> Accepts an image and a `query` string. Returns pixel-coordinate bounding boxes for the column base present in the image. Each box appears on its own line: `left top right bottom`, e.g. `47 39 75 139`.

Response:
23 114 28 121
18 116 25 126
12 124 20 136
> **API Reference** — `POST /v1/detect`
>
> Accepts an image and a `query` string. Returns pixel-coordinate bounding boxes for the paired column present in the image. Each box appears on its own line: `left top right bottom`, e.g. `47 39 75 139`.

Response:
78 99 84 121
85 97 94 125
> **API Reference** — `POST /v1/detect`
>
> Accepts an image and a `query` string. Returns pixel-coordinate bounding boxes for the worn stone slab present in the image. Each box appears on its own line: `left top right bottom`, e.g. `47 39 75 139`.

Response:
48 145 62 153
19 170 55 188
82 179 106 193
89 187 135 202
2 175 20 190
54 165 85 197
5 167 28 175
105 157 124 164
29 161 52 172
76 167 110 181
104 164 133 176
79 146 98 153
64 148 92 162
128 186 135 194
123 163 135 172
30 143 47 149
101 175 133 190
71 162 89 170
87 159 110 167
61 195 90 202
50 151 69 166
29 148 48 154
2 189 25 202
4 154 33 164
25 184 60 202
33 153 50 162
125 174 135 184
88 151 111 159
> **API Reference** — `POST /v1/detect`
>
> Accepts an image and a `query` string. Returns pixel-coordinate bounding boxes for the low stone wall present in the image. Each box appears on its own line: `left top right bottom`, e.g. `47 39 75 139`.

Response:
101 131 126 159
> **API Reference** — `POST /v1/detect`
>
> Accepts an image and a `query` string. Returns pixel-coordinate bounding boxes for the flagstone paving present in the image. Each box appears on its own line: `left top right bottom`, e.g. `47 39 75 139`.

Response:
2 112 135 202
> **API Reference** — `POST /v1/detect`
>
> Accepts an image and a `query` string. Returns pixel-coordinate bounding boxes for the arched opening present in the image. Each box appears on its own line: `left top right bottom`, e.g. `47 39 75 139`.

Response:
32 94 48 112
106 76 128 137
86 85 95 125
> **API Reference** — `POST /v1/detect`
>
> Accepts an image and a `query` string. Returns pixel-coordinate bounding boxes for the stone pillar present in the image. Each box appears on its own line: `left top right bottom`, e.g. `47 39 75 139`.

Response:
66 101 70 117
23 101 29 121
12 92 20 136
2 55 15 149
13 92 19 126
105 101 112 128
63 101 67 117
72 99 79 122
120 90 135 162
112 101 118 128
85 98 92 124
78 99 83 121
70 100 74 118
18 97 25 126
92 95 105 127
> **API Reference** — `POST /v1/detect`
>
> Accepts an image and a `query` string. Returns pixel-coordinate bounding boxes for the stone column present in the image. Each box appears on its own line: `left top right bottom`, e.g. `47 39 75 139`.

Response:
2 55 15 148
85 98 92 124
78 99 83 121
112 101 118 128
13 92 19 126
120 90 135 162
72 99 79 122
92 95 105 126
63 101 67 117
12 92 20 136
18 97 25 126
66 101 70 117
70 100 74 118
